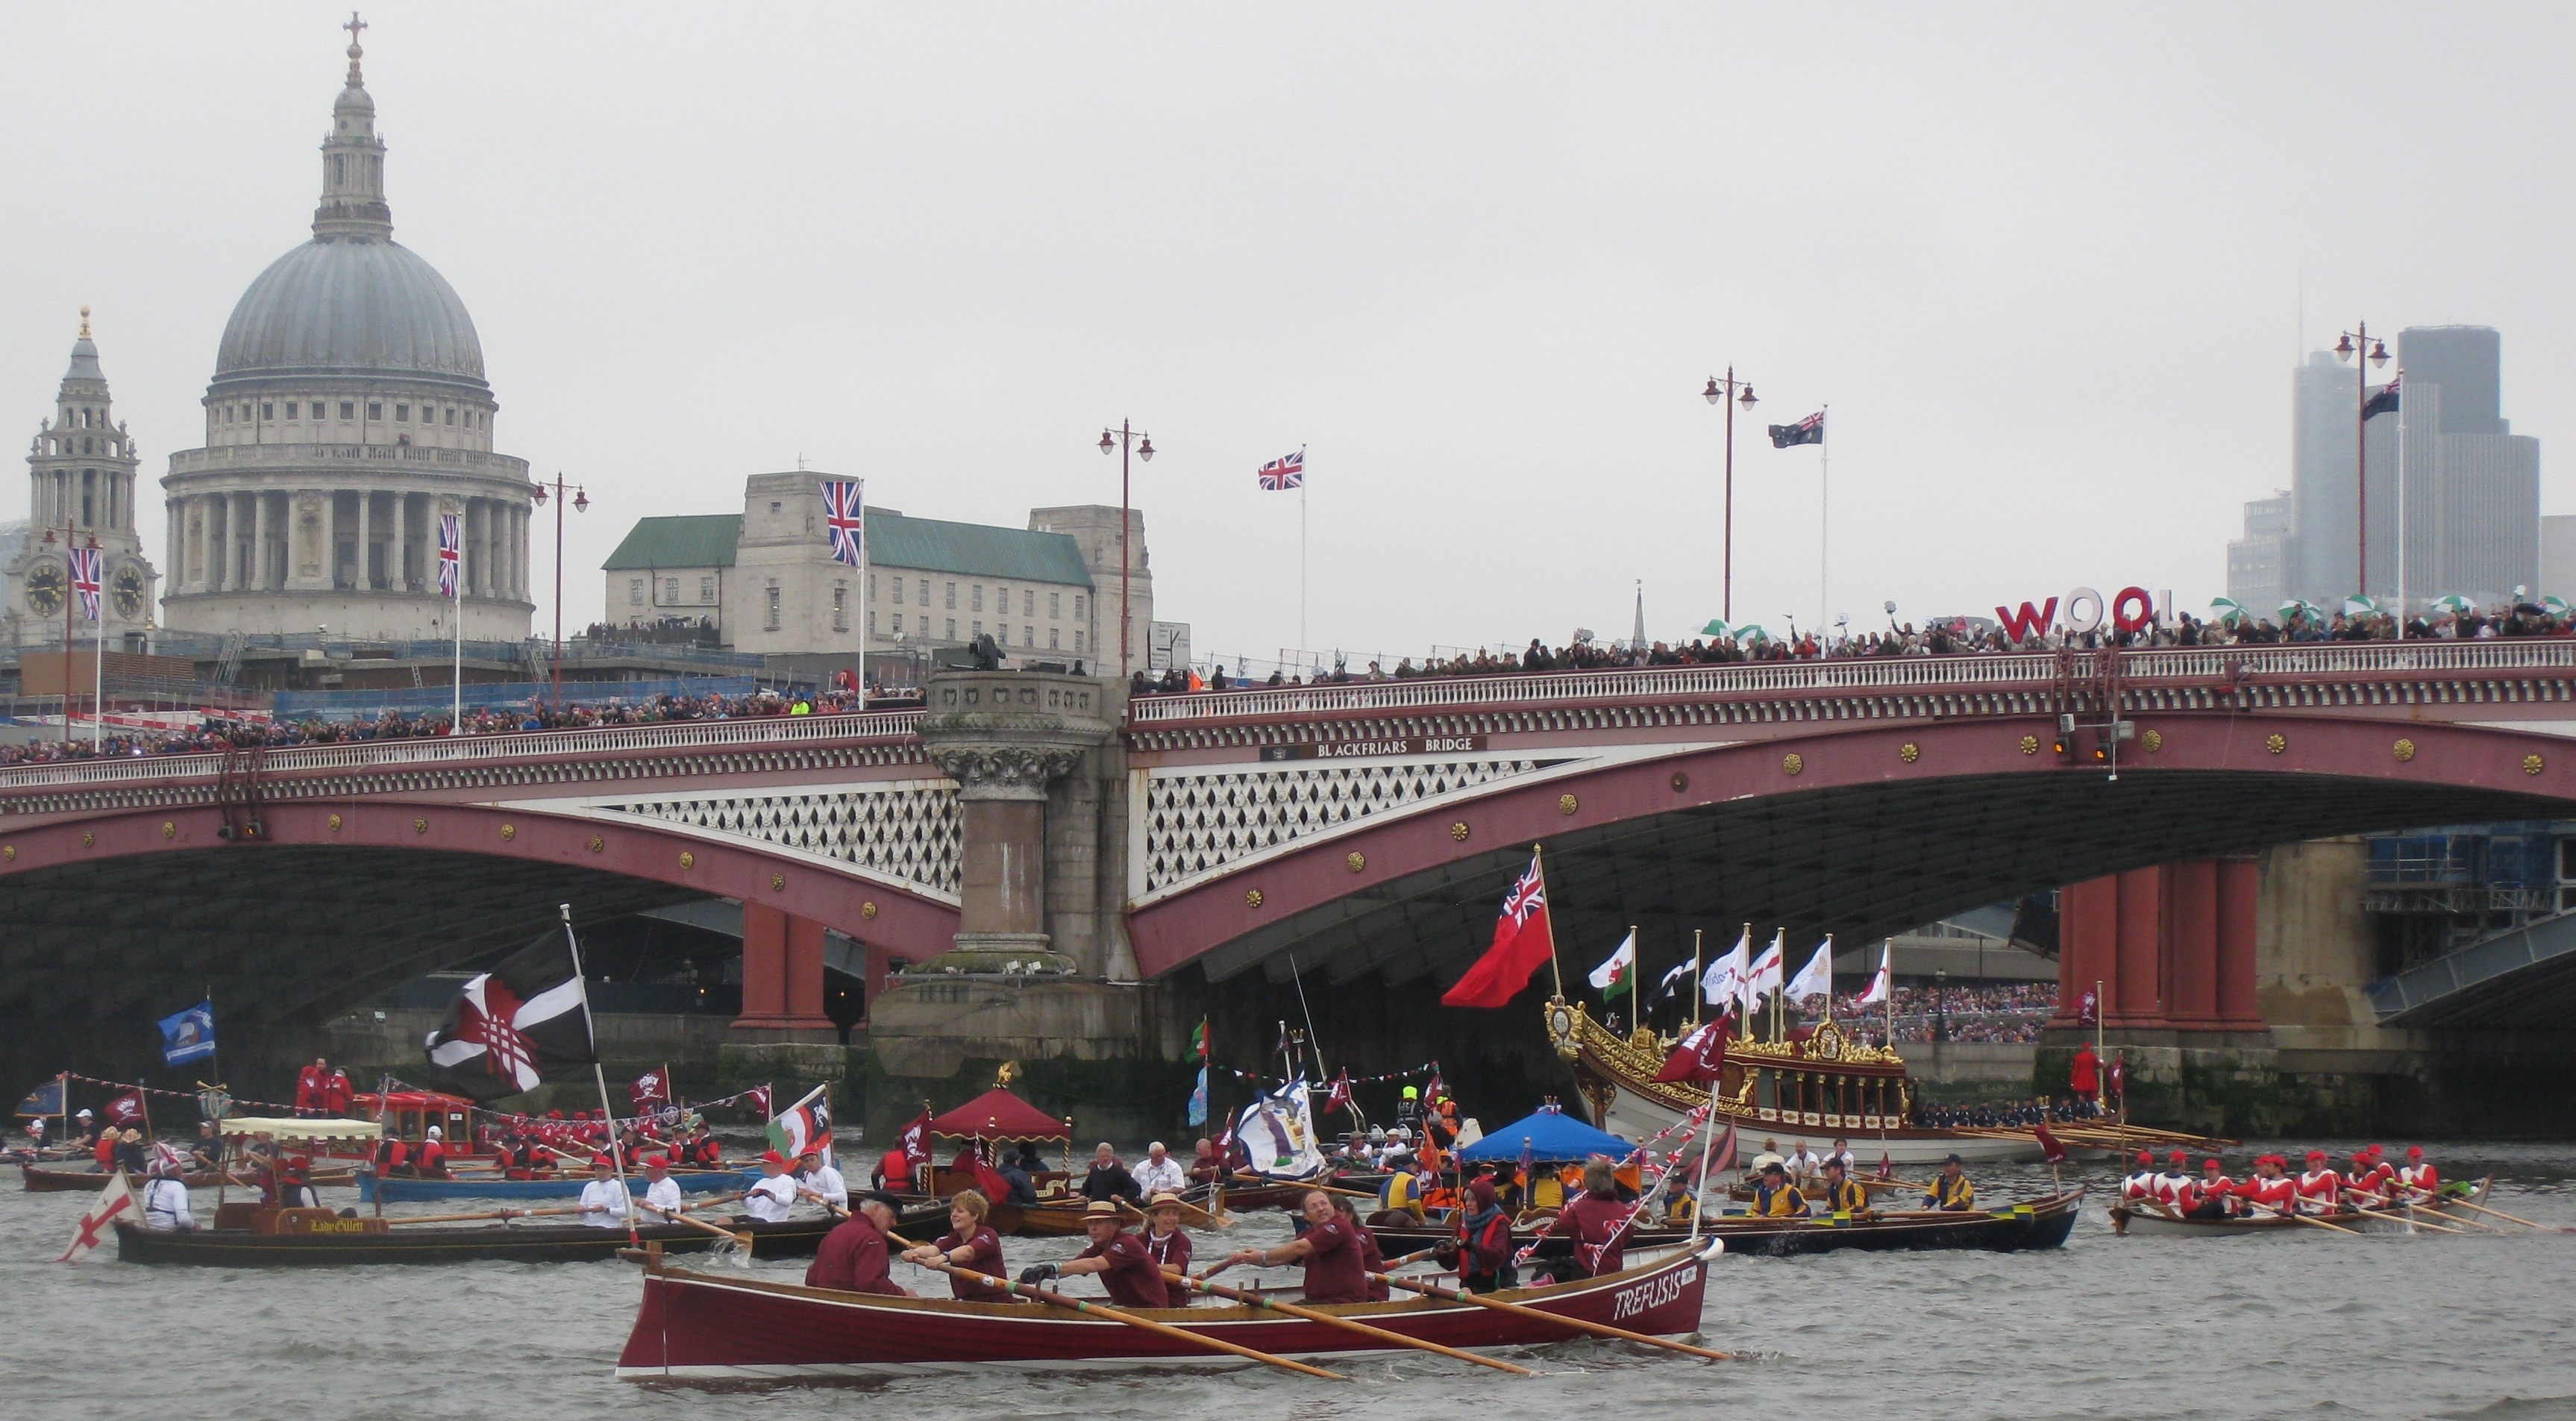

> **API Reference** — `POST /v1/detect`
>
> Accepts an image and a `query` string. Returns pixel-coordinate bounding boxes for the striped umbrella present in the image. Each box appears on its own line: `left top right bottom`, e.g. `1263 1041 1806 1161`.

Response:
2341 594 2382 617
2429 594 2475 615
2545 596 2571 618
2209 597 2249 622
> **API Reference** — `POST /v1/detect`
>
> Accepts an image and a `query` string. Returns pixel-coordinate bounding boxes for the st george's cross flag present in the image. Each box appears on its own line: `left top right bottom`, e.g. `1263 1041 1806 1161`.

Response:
1741 930 1786 1016
1439 851 1554 1008
68 545 101 622
422 931 597 1101
820 479 866 567
1587 929 1638 1000
437 512 463 598
1256 448 1305 491
1857 941 1893 1008
58 1170 135 1263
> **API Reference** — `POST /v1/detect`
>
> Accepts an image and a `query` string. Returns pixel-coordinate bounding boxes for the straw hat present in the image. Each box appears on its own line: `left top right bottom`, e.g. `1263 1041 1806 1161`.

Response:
1148 1191 1185 1209
1082 1198 1121 1219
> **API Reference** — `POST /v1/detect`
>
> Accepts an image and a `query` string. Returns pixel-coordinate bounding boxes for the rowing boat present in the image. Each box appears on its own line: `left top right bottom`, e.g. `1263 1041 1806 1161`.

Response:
614 1238 1723 1378
2108 1179 2493 1237
357 1167 758 1205
1370 1188 2086 1258
112 1214 840 1267
22 1162 357 1193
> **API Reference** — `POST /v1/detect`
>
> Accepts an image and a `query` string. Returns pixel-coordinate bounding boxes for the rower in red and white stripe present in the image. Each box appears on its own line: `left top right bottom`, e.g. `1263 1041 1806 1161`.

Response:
2293 1150 2342 1215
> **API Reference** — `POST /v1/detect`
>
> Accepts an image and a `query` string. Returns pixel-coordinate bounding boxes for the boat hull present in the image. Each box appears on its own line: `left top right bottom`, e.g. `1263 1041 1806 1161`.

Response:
2108 1180 2492 1238
614 1240 1722 1378
23 1163 356 1193
1596 1091 2049 1165
112 1215 836 1267
357 1167 758 1204
1374 1188 2084 1258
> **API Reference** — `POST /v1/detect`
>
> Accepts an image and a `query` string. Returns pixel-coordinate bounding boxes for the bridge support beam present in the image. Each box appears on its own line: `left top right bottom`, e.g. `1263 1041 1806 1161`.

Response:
2056 859 2266 1032
731 903 833 1033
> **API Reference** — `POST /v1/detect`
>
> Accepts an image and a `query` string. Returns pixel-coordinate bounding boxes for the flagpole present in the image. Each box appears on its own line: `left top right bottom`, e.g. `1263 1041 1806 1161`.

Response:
557 901 637 1244
1690 929 1703 1032
451 519 464 733
856 477 870 688
91 605 102 750
1817 404 1830 636
1299 455 1309 653
1536 844 1564 1000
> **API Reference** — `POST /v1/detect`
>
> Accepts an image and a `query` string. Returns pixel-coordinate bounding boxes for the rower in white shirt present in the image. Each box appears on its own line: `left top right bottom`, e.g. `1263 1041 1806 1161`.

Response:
142 1155 196 1231
1132 1141 1188 1197
739 1150 802 1223
1784 1141 1825 1182
796 1149 848 1212
577 1157 633 1229
634 1153 686 1221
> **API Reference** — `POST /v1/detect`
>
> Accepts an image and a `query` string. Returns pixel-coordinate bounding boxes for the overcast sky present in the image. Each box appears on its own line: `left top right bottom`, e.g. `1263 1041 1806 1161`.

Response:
5 4 2572 664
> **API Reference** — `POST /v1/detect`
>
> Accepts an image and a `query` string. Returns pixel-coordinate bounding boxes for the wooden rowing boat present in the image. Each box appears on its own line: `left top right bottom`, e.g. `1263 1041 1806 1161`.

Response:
1370 1188 2086 1258
22 1162 358 1193
2108 1179 2493 1238
613 1238 1724 1378
112 1214 840 1267
357 1167 757 1205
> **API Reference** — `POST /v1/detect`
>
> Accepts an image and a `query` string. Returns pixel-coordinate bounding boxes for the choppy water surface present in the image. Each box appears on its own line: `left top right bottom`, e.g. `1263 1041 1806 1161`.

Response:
7 1142 2575 1421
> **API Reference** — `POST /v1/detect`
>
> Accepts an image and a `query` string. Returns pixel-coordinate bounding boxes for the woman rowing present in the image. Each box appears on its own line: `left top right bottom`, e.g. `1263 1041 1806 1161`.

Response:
899 1189 1015 1301
1212 1188 1375 1304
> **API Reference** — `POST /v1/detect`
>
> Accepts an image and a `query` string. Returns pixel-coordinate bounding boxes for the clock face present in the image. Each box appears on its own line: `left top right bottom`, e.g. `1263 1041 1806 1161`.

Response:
24 561 64 618
112 565 147 620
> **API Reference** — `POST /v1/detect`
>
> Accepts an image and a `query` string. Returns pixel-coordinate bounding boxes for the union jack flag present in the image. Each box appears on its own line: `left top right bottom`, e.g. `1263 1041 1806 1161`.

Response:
67 545 101 622
821 479 865 567
437 513 462 597
1256 448 1305 491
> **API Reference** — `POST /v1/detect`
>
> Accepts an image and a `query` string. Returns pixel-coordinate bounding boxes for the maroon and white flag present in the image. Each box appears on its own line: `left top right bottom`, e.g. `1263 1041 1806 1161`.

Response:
104 1091 145 1127
59 1170 135 1263
422 932 596 1102
630 1068 670 1108
1325 1070 1353 1117
1655 1015 1731 1085
745 1085 773 1118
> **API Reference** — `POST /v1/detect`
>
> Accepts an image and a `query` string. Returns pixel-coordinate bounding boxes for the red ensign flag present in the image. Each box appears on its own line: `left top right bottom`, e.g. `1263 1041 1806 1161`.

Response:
1440 853 1555 1008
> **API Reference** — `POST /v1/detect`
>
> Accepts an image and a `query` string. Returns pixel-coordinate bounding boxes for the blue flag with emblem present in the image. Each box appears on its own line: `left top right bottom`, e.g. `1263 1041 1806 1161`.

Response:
15 1078 63 1117
1186 1065 1208 1128
157 1000 218 1067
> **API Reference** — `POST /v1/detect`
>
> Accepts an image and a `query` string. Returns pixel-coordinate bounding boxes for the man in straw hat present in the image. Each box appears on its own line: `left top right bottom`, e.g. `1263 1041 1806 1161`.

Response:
1020 1198 1165 1307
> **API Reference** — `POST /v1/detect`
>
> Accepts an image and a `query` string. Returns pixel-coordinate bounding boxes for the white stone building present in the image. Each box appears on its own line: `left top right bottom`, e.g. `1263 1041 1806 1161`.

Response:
601 473 1151 668
6 311 160 649
159 22 533 643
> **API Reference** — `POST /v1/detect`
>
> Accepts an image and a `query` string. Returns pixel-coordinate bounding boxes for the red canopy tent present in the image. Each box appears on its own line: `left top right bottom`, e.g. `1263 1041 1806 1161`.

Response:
929 1088 1070 1141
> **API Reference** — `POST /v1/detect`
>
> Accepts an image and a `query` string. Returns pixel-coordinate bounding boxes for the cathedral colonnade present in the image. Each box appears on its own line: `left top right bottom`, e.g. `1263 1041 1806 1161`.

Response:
164 483 527 601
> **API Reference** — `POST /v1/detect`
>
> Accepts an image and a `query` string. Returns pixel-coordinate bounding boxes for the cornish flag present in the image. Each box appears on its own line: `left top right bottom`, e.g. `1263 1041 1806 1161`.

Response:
68 546 101 622
437 513 462 597
821 479 866 567
1256 448 1305 491
422 930 597 1101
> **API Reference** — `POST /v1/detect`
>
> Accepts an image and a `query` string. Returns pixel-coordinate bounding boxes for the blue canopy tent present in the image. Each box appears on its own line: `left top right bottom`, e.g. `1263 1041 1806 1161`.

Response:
1455 1108 1635 1164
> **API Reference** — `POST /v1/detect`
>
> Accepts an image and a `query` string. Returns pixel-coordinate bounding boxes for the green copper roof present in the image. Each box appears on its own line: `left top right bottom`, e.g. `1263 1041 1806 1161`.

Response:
601 515 742 570
868 512 1094 586
601 509 1094 586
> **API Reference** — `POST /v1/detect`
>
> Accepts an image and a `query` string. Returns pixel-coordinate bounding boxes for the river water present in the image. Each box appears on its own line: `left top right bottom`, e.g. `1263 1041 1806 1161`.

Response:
6 1141 2574 1421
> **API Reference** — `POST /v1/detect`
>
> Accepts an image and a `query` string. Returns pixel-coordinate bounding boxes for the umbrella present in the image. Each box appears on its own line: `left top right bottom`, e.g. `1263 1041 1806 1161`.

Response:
2546 597 2572 618
2277 599 2319 624
1732 622 1772 643
1700 619 1729 637
2428 594 2475 615
2209 597 2248 623
2341 595 2381 617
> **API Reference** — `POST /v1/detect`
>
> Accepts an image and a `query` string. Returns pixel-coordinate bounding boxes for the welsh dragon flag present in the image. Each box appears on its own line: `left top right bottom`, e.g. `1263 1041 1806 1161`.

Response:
767 1094 833 1161
1587 929 1638 1000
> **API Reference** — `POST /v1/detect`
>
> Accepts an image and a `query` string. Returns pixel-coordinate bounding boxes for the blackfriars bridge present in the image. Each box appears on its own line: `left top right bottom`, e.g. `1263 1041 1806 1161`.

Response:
10 642 2576 1132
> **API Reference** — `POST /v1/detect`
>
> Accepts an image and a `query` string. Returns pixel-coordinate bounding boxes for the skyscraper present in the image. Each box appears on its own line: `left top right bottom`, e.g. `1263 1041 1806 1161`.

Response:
2276 326 2539 610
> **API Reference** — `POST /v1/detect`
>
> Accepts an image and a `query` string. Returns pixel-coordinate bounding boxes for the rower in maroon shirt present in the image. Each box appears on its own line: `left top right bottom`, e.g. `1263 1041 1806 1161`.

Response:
805 1191 912 1296
1213 1189 1373 1304
1537 1159 1637 1279
899 1189 1015 1301
1022 1199 1169 1308
1138 1191 1196 1306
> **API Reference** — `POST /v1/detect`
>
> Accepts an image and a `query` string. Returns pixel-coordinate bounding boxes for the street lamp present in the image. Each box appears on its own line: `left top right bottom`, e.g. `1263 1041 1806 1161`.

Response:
37 524 101 747
2334 324 2391 597
1702 371 1758 622
1097 420 1153 681
530 473 589 711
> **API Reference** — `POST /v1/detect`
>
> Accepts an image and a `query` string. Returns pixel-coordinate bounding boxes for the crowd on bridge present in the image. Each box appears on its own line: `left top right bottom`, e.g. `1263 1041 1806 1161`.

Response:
0 686 883 767
1134 595 2576 696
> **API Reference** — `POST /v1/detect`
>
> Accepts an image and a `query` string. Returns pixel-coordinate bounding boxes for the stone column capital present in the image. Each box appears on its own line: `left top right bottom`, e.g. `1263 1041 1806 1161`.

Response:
925 742 1088 801
916 671 1115 801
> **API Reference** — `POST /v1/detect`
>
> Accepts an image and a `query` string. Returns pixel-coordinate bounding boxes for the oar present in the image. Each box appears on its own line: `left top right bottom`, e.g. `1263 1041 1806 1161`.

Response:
1370 1261 1732 1362
2449 1199 2570 1232
2337 1202 2474 1235
2279 1210 2360 1235
379 1205 585 1226
1165 1267 1533 1375
882 1229 1345 1381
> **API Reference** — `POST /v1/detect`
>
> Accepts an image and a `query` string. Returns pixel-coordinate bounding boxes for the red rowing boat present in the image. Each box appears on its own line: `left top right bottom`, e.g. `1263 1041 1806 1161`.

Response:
615 1240 1722 1378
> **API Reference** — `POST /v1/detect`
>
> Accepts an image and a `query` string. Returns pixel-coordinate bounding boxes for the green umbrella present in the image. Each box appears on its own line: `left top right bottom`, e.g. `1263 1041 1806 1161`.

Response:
2210 597 2248 622
1732 622 1772 643
2429 594 2475 615
2545 596 2571 617
1700 619 1730 637
2341 594 2381 617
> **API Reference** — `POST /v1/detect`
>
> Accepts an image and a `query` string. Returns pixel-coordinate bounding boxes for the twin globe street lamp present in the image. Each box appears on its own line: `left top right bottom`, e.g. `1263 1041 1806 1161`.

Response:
2334 324 2391 600
1702 371 1758 624
1097 421 1154 680
531 474 589 710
